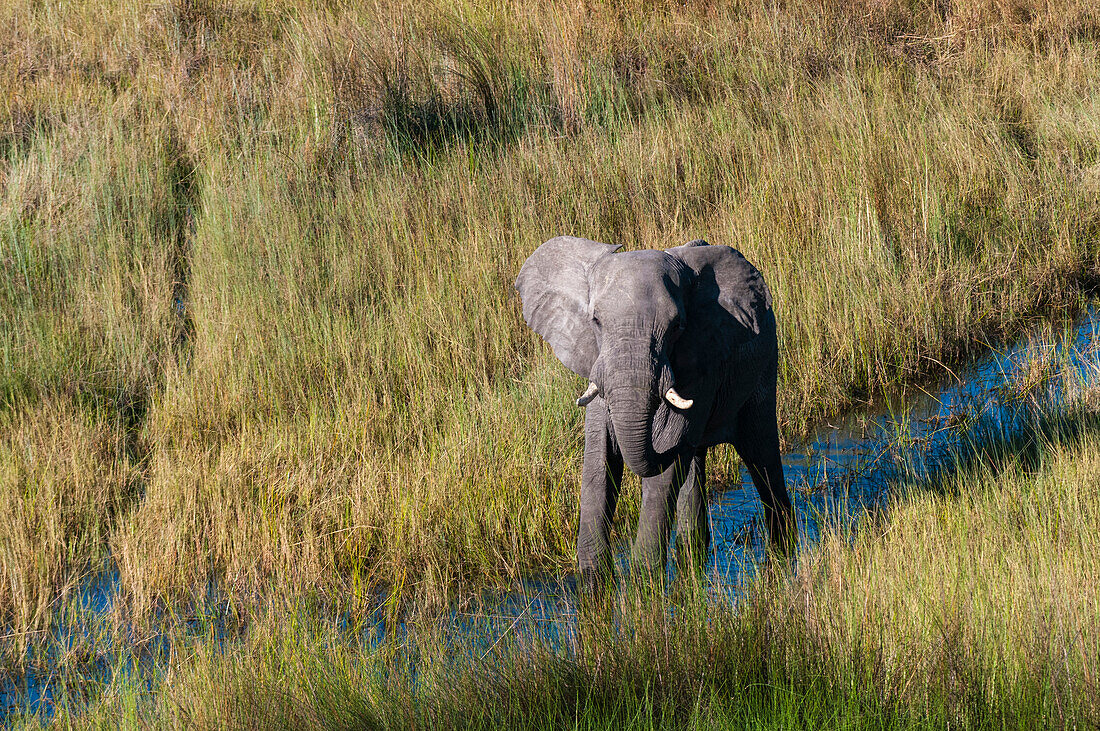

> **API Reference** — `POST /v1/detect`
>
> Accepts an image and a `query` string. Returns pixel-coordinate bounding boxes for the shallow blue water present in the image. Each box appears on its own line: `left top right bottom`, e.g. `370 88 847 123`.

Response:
441 307 1100 662
4 308 1099 720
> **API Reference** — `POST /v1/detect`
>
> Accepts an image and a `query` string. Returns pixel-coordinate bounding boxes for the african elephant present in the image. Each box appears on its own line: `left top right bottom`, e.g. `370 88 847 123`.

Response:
515 236 795 590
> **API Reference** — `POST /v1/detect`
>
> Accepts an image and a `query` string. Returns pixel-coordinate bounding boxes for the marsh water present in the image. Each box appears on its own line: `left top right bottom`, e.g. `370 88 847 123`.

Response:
4 308 1100 719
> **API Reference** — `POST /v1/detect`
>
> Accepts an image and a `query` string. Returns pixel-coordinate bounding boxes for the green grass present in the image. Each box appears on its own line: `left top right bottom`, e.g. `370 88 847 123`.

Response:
2 0 1100 701
18 370 1100 729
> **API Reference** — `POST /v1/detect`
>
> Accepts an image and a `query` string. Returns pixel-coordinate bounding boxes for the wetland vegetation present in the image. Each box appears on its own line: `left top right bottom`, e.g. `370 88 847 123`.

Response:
2 0 1099 725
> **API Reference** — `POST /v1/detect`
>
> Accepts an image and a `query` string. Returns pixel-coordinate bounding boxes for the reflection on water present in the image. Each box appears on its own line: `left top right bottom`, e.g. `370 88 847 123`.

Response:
5 309 1100 720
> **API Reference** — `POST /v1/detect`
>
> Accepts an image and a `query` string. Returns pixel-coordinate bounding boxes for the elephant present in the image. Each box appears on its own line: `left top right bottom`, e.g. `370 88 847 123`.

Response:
515 236 795 590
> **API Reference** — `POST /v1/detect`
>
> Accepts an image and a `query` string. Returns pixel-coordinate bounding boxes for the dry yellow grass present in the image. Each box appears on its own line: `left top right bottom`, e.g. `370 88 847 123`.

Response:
2 0 1099 653
47 377 1100 728
782 435 1100 718
0 401 139 649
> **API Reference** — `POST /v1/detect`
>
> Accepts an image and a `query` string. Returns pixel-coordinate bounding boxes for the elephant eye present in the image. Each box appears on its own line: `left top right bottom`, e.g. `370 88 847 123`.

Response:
591 315 601 330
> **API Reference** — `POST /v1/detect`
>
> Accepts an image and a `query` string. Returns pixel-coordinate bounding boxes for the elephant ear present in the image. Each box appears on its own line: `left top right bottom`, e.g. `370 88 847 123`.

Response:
515 236 622 379
667 240 774 389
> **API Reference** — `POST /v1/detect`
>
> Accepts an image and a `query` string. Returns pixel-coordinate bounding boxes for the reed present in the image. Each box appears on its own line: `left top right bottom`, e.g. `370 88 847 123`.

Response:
2 0 1099 679
27 378 1100 728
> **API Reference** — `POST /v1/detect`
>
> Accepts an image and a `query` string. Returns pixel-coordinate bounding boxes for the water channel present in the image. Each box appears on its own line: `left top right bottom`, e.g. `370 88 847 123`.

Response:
4 308 1099 720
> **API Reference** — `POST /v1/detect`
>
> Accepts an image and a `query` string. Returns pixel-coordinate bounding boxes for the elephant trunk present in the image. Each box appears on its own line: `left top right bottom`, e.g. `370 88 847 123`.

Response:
606 358 678 478
610 389 664 477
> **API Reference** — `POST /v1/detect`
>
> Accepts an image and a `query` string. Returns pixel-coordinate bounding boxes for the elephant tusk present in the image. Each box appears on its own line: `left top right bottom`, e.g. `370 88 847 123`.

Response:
576 382 600 407
664 387 693 409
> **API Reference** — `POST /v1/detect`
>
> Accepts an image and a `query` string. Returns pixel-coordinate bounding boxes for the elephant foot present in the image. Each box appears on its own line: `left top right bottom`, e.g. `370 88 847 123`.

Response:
674 544 710 585
577 564 614 603
627 556 669 596
765 514 798 560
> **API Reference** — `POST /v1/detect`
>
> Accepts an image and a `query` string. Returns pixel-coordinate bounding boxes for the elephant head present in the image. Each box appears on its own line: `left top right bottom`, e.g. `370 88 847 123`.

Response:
515 236 772 479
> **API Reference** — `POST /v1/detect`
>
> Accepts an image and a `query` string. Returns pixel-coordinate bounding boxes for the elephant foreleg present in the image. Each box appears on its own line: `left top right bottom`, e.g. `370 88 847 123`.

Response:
732 396 796 555
632 450 693 585
578 399 623 594
675 448 710 577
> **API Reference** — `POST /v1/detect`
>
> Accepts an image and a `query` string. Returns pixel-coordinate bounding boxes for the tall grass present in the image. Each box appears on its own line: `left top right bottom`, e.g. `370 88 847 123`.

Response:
25 377 1100 728
2 0 1100 654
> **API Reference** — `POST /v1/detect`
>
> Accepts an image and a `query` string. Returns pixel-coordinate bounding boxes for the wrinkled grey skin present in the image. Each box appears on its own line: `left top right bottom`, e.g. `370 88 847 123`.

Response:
515 236 795 591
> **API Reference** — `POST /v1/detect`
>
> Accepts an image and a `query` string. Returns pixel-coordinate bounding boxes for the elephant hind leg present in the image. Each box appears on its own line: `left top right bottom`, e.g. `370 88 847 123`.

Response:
674 449 710 579
732 397 796 555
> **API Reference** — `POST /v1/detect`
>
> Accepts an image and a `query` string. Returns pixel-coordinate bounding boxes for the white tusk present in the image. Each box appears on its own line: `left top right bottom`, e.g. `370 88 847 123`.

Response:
664 387 693 409
576 382 600 407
